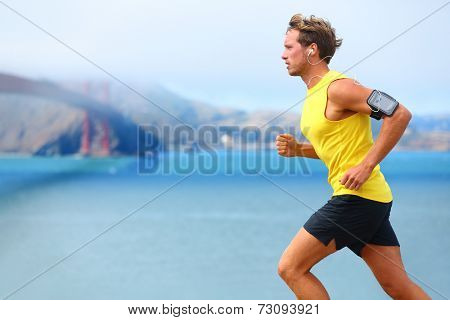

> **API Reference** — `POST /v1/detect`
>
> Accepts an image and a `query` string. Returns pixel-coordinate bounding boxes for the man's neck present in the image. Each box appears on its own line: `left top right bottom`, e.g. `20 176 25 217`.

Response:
301 65 330 89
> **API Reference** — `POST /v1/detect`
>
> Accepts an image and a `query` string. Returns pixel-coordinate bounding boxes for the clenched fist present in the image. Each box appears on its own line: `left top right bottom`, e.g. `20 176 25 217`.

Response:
275 133 298 157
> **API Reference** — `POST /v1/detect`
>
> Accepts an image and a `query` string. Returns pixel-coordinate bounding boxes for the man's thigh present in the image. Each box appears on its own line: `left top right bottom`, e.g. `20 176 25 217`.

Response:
280 227 337 272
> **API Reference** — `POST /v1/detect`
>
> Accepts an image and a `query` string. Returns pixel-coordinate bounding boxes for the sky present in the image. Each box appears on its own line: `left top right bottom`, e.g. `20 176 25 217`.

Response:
1 0 449 114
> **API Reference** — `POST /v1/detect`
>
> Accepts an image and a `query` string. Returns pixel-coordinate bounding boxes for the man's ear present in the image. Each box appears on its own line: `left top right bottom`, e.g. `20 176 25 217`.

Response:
308 43 318 54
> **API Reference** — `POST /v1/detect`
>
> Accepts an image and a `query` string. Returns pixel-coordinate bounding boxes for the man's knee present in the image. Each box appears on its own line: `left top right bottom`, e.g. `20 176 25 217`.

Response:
277 255 309 282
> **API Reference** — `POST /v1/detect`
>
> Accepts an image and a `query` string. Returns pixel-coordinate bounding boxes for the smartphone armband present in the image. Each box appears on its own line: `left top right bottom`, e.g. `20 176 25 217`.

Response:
367 90 399 120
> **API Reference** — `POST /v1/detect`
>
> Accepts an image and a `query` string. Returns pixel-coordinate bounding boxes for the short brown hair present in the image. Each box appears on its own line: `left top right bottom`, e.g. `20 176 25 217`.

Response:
287 14 342 64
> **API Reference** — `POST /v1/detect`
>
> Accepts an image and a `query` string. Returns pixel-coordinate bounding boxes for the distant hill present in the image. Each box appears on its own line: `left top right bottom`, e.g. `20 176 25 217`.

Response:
0 72 448 155
0 73 151 156
60 80 298 128
408 114 450 132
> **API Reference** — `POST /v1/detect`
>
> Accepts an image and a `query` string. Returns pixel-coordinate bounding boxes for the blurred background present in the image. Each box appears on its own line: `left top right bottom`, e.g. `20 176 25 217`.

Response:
0 0 449 299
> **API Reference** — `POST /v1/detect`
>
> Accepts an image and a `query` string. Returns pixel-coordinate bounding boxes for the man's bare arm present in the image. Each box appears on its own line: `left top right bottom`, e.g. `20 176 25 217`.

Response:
361 103 412 170
276 134 320 159
328 79 412 190
329 79 412 168
295 143 320 159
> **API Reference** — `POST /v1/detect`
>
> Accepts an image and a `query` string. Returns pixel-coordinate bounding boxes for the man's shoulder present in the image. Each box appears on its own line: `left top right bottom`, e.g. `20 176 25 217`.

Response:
328 77 369 107
328 78 356 98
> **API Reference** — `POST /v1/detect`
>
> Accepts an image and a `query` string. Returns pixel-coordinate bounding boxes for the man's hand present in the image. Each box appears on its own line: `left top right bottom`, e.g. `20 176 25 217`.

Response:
339 163 374 191
275 134 298 157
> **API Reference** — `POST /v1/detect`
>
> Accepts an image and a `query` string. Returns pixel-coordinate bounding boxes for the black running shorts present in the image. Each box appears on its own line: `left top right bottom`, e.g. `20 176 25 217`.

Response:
303 194 400 257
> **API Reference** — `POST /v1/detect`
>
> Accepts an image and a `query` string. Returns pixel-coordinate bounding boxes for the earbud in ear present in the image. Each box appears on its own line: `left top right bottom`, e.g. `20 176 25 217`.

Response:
308 49 314 56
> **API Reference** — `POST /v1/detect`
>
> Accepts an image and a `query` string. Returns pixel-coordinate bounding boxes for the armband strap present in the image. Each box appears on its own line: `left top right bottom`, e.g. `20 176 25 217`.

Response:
370 108 383 120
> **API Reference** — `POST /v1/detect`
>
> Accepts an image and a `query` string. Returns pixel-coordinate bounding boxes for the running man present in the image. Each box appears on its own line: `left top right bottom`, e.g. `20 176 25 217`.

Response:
276 14 431 300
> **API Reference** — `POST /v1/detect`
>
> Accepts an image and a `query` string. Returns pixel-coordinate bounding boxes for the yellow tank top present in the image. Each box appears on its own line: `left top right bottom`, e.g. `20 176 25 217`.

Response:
300 70 393 203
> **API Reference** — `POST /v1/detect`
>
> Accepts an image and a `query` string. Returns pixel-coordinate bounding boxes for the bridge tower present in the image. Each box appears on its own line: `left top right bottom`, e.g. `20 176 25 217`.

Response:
81 111 90 155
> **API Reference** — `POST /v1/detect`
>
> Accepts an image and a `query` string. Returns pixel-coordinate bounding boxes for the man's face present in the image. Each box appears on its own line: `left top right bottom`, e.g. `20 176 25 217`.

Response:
281 29 307 76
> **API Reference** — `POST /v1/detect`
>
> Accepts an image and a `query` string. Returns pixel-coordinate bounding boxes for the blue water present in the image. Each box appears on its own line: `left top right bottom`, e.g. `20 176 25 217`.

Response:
0 151 449 300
